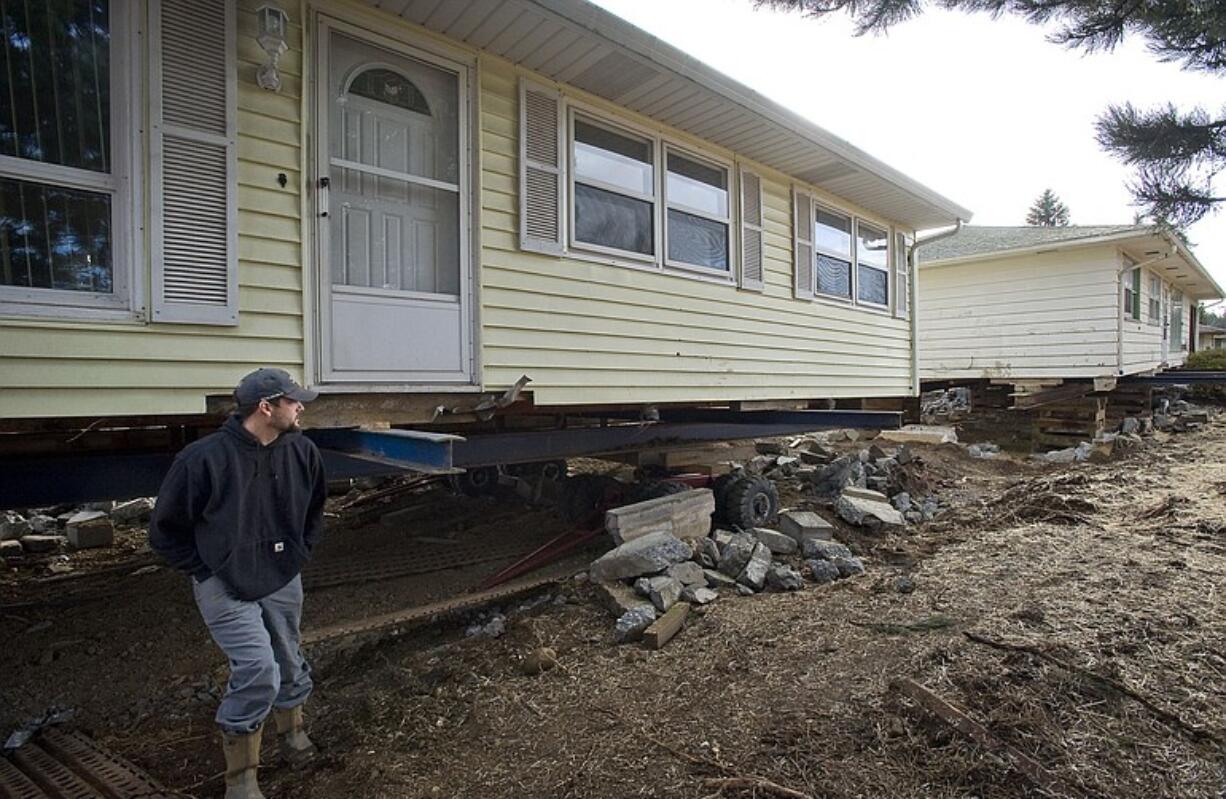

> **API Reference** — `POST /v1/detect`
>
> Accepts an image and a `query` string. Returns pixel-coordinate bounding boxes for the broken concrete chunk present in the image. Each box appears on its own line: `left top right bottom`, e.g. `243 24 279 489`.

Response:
594 581 654 619
1 511 31 541
735 584 756 596
801 538 853 561
589 531 693 582
111 498 155 525
891 492 913 513
766 564 804 591
604 489 715 545
697 537 721 569
878 425 958 446
749 527 798 555
736 542 772 591
27 514 58 534
755 441 790 455
831 556 866 577
20 535 65 553
703 569 738 589
613 606 658 643
716 532 757 578
1 539 23 558
712 529 735 549
666 560 707 587
835 494 905 531
806 559 841 584
66 512 114 549
777 511 835 544
809 456 867 496
680 585 718 605
841 486 889 503
644 575 683 612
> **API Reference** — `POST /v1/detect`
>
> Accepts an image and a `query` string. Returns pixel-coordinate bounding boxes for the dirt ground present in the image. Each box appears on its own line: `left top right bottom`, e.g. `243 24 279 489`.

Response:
3 418 1225 798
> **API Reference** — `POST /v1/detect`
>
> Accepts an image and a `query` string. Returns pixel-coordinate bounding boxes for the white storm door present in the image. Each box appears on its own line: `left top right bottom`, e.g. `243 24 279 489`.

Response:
318 23 472 383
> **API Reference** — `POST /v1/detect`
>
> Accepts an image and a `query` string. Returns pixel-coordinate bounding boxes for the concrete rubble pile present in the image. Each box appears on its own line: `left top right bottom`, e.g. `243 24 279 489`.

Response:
744 434 944 529
588 489 869 646
920 387 971 423
0 497 155 568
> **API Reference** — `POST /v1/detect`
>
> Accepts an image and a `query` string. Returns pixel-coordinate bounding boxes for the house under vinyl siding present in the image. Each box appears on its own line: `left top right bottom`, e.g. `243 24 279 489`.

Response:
917 226 1221 382
0 0 970 421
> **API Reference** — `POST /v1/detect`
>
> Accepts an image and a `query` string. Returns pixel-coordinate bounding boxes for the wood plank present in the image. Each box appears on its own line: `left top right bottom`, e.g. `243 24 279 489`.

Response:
643 602 690 649
892 678 1067 795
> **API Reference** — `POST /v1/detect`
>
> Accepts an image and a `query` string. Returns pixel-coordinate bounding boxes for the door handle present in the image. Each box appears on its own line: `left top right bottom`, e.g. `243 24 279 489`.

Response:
319 176 330 218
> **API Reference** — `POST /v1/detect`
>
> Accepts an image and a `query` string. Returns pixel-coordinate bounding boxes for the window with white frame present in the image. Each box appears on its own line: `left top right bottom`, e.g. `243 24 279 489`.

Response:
571 115 655 258
1123 265 1140 321
0 0 133 314
1171 289 1185 349
855 220 889 307
664 148 729 273
814 206 852 299
1148 274 1161 324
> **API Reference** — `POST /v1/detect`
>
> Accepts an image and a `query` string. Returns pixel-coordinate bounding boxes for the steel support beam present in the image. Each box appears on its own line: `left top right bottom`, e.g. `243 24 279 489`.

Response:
1123 371 1226 384
305 428 464 473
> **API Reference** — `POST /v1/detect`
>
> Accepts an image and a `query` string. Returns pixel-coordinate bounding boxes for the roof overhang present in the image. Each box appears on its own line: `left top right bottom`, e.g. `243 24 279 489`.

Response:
364 0 973 230
920 229 1223 301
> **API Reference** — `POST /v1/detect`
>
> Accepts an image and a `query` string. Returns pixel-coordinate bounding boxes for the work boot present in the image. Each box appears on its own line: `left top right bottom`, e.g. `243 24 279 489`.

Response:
221 727 265 799
272 704 318 767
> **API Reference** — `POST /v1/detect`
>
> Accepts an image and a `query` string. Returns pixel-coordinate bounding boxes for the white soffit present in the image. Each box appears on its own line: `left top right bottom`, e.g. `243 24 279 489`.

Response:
367 0 973 230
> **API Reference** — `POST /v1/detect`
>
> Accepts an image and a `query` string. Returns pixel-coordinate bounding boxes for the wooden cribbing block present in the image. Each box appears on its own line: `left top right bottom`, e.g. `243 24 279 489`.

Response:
643 602 691 649
605 489 715 545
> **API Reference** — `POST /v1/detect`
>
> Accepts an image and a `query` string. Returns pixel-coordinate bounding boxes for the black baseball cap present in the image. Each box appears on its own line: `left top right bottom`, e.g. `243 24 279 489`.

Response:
234 368 319 406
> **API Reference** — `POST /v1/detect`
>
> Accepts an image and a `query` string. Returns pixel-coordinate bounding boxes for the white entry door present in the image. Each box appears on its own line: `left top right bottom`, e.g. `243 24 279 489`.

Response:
317 22 472 384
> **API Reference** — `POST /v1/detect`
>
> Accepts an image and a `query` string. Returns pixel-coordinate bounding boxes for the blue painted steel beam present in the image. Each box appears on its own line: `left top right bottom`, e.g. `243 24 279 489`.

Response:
453 413 902 467
305 428 463 473
1123 371 1226 384
653 408 903 427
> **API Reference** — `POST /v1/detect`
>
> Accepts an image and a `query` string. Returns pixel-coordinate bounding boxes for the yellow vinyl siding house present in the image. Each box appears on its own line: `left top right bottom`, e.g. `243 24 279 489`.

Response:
0 0 970 422
917 225 1222 382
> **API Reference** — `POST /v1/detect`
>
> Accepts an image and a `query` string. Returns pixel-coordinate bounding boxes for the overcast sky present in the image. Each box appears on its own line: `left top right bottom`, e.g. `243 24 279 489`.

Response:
592 0 1226 305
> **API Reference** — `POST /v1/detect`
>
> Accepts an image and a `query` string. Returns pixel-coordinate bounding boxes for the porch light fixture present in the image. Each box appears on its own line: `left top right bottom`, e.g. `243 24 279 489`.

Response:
256 4 289 92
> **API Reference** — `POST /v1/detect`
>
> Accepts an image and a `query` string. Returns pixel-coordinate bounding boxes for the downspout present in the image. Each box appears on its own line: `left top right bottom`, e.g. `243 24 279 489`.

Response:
909 220 964 396
1116 248 1170 375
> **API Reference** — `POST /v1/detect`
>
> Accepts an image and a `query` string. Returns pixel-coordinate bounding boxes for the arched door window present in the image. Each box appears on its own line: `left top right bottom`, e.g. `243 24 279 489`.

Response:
346 67 431 116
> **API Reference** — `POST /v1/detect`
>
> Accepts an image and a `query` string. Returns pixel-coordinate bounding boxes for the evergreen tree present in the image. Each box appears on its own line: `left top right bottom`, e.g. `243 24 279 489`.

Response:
1025 189 1070 226
755 0 1226 226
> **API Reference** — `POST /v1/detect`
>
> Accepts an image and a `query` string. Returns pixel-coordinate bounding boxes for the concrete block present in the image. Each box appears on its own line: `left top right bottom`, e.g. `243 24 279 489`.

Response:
877 425 957 446
605 489 715 545
1 539 23 558
0 511 31 541
20 535 65 553
835 495 905 531
66 511 114 549
749 528 798 555
778 511 835 544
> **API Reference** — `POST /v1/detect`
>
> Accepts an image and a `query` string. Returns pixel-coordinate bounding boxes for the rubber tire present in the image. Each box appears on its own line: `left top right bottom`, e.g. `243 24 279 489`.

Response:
634 480 690 502
456 466 500 497
560 474 625 525
721 474 779 529
710 473 739 523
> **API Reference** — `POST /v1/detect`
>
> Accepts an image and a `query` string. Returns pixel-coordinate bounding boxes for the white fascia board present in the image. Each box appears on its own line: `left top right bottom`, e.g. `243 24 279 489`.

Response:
526 0 974 226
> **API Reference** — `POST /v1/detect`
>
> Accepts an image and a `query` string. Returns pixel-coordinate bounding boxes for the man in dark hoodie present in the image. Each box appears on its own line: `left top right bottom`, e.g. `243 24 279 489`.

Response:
150 368 326 799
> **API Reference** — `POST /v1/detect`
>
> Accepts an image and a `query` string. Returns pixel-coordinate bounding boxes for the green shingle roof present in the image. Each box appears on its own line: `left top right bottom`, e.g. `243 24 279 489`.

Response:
919 224 1152 263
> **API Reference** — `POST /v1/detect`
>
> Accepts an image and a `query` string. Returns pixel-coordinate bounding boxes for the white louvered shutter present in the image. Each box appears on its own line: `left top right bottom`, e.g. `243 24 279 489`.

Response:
894 231 910 319
739 169 764 291
151 0 238 325
519 80 564 255
792 188 813 299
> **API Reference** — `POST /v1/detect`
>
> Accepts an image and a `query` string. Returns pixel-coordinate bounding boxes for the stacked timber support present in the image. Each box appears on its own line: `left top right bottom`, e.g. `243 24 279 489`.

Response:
1033 396 1107 451
970 382 1012 410
1105 384 1153 428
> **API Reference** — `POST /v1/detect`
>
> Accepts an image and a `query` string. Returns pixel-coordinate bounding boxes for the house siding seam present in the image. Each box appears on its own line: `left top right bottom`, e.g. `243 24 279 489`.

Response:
0 0 306 419
918 249 1121 380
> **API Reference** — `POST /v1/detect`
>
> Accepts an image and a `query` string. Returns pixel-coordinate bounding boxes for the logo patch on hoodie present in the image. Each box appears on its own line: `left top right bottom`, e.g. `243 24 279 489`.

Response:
274 541 285 553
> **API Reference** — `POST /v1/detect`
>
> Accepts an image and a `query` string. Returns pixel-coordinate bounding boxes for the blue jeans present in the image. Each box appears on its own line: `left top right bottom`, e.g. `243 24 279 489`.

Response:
192 574 313 734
